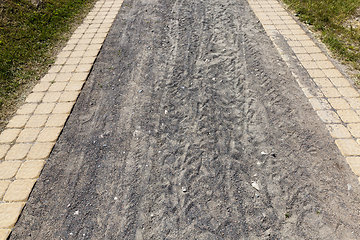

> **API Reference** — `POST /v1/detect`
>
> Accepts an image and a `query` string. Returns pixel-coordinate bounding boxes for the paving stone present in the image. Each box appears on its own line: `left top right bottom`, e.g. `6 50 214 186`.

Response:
323 69 343 78
327 98 351 109
42 92 62 102
316 110 341 123
3 179 36 202
308 69 326 78
74 44 88 51
312 78 333 87
305 46 321 53
16 104 37 115
0 145 10 159
0 129 21 144
0 161 21 179
16 160 45 179
70 51 85 58
45 114 69 127
83 50 99 57
346 98 360 109
316 61 334 69
66 57 81 65
338 87 360 97
41 73 57 82
16 128 41 143
0 202 25 228
347 124 360 138
337 110 360 123
80 57 96 64
5 144 31 160
59 91 80 102
70 72 89 81
76 64 92 72
65 82 84 91
25 92 44 103
27 142 55 160
326 124 352 139
308 98 331 110
48 65 62 73
0 180 10 199
301 61 318 69
60 65 77 73
0 229 11 240
310 53 328 61
37 127 62 142
52 102 74 114
329 77 351 87
320 87 341 98
25 115 48 128
34 103 56 115
335 139 360 156
55 73 72 82
346 157 360 176
49 82 67 92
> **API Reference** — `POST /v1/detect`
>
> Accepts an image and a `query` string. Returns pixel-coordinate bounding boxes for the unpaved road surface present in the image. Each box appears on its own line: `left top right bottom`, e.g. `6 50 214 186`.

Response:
10 0 360 239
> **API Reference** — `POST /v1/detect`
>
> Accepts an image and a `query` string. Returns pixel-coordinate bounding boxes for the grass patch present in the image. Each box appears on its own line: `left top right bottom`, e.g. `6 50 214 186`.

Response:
0 0 96 128
282 0 360 79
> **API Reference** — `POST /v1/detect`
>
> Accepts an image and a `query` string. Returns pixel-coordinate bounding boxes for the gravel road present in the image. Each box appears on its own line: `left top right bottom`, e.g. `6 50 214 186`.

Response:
10 0 360 239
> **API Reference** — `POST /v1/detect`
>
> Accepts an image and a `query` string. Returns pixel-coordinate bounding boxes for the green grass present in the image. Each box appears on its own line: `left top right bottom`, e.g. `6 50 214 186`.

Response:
282 0 360 79
0 0 96 125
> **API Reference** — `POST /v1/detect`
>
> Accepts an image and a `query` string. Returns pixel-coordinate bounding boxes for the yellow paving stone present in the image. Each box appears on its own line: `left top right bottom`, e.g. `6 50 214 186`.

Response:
52 102 74 114
292 47 307 54
70 51 85 58
66 57 81 65
338 87 360 97
42 92 62 103
304 46 321 53
60 65 77 73
16 128 41 143
308 69 326 78
346 157 360 176
0 129 21 144
0 145 10 159
347 124 360 138
87 44 102 51
37 127 62 142
5 144 31 160
296 53 312 61
91 38 105 44
0 180 11 199
335 139 360 156
346 98 360 109
322 68 343 78
55 73 72 82
308 98 331 110
54 57 67 65
316 61 334 69
316 110 341 123
34 103 56 115
16 103 37 115
326 124 352 139
83 49 99 57
70 72 89 82
0 229 11 240
76 64 92 72
59 91 80 102
82 33 96 39
25 115 48 128
25 92 44 103
312 78 333 87
3 179 36 202
337 110 360 123
327 98 351 109
329 77 351 87
48 65 62 73
65 82 84 91
27 142 55 160
80 56 96 64
16 160 45 179
310 53 328 61
0 161 21 179
78 38 92 45
63 44 76 51
321 87 341 98
40 73 57 82
49 82 67 92
301 61 318 69
0 202 24 228
74 44 88 51
45 114 69 127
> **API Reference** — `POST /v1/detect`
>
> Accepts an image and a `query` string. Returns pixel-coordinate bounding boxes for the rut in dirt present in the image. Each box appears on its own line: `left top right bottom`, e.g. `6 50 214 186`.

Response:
10 0 360 239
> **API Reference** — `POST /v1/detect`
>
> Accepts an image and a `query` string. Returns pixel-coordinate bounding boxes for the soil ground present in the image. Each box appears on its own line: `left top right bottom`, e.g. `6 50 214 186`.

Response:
9 0 360 239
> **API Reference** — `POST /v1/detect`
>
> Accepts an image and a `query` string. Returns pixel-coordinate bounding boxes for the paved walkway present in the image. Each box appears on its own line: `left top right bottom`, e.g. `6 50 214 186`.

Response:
1 0 360 239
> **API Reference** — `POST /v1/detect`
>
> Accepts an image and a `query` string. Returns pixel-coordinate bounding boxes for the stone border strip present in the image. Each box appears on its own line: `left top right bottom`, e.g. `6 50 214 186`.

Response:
0 0 123 239
247 0 360 180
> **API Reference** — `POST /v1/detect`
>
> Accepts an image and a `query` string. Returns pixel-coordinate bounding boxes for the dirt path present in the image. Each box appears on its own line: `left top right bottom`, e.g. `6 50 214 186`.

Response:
10 0 360 239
